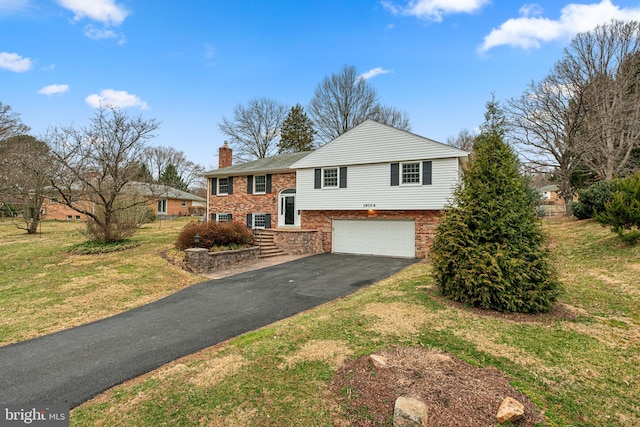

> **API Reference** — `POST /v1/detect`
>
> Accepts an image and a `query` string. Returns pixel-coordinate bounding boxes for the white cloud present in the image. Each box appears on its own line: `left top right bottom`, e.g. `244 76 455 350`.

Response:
38 84 70 96
479 0 640 52
382 0 490 22
85 89 149 110
84 25 126 44
359 67 392 81
0 51 32 72
57 0 128 26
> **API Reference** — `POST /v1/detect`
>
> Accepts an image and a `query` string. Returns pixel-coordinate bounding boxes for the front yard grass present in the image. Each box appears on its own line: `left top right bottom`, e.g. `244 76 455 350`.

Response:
2 218 638 425
0 218 200 345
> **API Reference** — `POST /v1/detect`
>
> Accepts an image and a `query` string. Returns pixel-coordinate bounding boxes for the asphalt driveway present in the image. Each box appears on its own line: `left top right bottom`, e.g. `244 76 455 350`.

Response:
0 253 417 408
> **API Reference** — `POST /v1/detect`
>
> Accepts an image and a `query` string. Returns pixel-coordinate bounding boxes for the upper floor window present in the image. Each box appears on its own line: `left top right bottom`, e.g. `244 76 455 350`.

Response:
254 175 266 193
314 167 347 189
391 161 432 186
402 162 421 184
218 177 229 195
323 168 338 188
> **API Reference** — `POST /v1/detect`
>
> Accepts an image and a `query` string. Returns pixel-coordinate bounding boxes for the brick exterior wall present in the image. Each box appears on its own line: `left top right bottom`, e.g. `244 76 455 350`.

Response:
301 210 442 258
41 199 90 221
208 172 297 226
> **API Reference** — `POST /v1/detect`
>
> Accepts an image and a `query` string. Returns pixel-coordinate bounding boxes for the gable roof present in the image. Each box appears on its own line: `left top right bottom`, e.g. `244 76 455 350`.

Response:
203 151 311 177
128 182 206 201
290 120 469 169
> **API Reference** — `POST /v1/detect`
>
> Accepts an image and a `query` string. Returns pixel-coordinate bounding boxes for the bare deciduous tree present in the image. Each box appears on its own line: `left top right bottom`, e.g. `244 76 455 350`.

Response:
446 128 477 152
46 106 161 242
0 135 53 233
141 145 205 190
0 102 29 141
560 19 640 180
308 65 410 144
507 70 587 215
218 97 288 161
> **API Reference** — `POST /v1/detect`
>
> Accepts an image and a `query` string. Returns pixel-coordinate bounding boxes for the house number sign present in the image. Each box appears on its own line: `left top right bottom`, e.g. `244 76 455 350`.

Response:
363 203 376 208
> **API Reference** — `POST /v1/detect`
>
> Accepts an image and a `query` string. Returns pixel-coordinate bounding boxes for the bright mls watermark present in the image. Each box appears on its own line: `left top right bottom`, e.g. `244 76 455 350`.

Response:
1 404 68 426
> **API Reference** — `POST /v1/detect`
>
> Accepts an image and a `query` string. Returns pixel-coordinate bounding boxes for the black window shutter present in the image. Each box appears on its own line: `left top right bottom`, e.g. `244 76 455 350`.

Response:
247 175 253 194
228 213 233 221
314 169 321 189
339 167 347 188
246 213 252 228
391 163 399 186
228 177 234 194
265 214 272 229
211 178 217 195
210 213 216 221
422 161 432 185
266 174 272 193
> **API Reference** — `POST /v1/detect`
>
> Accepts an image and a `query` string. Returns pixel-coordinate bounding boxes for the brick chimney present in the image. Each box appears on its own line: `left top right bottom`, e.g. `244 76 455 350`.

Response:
219 141 232 168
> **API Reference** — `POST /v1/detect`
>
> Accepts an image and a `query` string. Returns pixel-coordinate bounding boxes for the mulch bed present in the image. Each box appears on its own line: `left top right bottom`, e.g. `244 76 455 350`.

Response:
330 346 546 426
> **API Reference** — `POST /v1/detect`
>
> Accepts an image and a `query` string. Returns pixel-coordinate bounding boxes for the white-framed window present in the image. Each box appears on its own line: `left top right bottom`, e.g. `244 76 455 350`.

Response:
157 199 167 214
401 162 421 184
217 213 230 222
254 175 266 193
66 215 72 220
253 213 266 229
218 177 229 195
323 168 338 188
181 200 187 207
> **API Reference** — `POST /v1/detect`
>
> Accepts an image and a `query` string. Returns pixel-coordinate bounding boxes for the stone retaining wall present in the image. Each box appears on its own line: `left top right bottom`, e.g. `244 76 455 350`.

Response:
185 246 259 274
271 229 323 255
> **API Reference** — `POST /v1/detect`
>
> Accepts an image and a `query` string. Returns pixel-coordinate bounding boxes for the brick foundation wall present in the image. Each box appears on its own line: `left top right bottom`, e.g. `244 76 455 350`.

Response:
208 172 296 224
301 210 442 258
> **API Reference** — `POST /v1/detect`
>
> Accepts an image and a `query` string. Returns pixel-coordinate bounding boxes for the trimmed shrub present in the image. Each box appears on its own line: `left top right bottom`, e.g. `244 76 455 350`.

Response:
571 180 615 219
596 172 640 244
430 131 561 313
175 220 254 250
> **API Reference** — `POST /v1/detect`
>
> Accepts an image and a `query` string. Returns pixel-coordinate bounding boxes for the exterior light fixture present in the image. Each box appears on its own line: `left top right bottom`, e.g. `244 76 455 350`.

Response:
194 233 200 248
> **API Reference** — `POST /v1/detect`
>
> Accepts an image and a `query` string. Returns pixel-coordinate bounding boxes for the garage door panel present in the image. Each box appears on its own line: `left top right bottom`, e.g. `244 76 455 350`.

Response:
333 219 415 257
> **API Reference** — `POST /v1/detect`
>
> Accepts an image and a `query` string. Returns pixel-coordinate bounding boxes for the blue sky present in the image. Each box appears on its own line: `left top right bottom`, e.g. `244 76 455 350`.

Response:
2 0 640 168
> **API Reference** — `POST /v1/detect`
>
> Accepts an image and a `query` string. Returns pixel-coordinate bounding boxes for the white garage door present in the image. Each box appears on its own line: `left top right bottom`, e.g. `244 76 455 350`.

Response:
332 219 415 258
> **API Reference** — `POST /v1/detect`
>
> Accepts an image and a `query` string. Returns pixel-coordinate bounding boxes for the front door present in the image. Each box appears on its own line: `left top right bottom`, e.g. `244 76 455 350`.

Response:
278 189 298 226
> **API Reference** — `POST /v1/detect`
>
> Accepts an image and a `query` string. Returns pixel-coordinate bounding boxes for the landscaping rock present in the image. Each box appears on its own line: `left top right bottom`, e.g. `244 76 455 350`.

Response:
370 354 389 368
496 396 525 424
394 396 428 427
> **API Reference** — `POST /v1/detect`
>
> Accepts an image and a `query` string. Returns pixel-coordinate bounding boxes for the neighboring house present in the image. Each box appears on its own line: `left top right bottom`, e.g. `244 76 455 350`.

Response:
204 120 469 258
537 184 561 203
41 183 206 220
133 183 207 218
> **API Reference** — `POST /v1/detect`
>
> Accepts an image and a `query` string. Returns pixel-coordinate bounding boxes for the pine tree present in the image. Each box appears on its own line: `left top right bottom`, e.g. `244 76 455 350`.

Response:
158 163 188 191
278 104 316 153
430 98 561 313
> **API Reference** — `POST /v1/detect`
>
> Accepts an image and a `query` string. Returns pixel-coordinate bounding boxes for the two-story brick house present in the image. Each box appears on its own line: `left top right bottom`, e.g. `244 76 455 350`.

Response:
204 120 469 258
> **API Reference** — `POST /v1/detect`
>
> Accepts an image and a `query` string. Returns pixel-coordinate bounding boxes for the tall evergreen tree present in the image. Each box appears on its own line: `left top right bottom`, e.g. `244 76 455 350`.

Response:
430 98 561 313
278 104 316 153
158 163 188 191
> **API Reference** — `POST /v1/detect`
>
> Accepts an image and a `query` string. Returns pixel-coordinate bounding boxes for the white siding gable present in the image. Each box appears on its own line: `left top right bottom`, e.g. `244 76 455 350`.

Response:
290 120 468 169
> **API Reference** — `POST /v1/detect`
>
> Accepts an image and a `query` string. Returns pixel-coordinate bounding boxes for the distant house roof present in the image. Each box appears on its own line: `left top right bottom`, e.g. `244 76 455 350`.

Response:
128 182 206 202
536 184 559 193
203 151 312 177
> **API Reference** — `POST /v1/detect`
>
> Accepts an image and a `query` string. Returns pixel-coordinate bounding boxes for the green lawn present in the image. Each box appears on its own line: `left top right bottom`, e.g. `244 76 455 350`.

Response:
1 218 638 426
